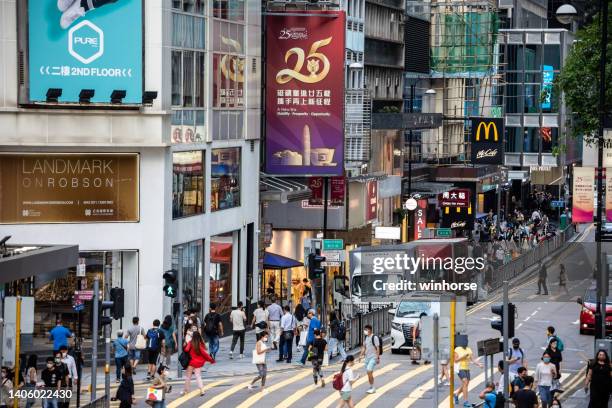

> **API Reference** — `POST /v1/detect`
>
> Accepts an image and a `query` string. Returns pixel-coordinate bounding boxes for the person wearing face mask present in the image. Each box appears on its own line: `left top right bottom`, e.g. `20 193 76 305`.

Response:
248 331 272 392
41 358 60 408
184 324 197 345
359 325 381 394
544 338 563 390
54 351 70 408
0 367 13 408
507 338 527 380
584 349 612 408
535 352 557 408
297 309 320 366
149 364 171 407
58 345 78 390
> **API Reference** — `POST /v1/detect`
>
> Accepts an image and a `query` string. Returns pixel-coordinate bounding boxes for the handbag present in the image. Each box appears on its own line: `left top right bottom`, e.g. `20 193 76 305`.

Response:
255 321 268 330
298 329 308 346
322 351 330 367
135 329 147 350
178 351 191 369
252 349 266 364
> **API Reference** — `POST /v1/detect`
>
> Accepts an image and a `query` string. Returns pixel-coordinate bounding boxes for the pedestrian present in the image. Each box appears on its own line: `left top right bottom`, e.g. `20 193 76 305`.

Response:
328 311 347 361
145 319 165 381
512 375 538 408
535 351 557 408
229 301 247 359
335 355 358 408
294 303 306 349
439 358 450 386
49 320 73 354
302 278 312 305
411 312 428 365
125 317 146 373
278 305 296 363
359 324 381 394
248 330 272 392
251 300 269 341
266 297 283 350
558 264 569 294
203 303 223 360
298 309 321 366
24 355 37 408
53 351 69 408
184 323 198 345
584 350 611 408
159 316 177 368
115 365 135 408
149 364 171 408
181 331 214 397
511 366 528 396
545 338 563 388
494 360 506 408
507 338 527 379
546 326 564 352
310 329 327 387
113 330 129 383
478 381 497 408
537 261 549 295
0 367 13 408
41 358 60 408
58 345 77 391
453 342 483 407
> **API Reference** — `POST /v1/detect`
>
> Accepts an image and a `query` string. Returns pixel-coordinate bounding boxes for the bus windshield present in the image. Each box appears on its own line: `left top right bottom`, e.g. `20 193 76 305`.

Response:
351 274 403 298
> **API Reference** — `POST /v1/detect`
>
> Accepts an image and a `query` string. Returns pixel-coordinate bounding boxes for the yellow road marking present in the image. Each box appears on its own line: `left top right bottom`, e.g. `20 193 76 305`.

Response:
235 368 314 408
312 363 401 408
167 379 228 408
394 377 434 408
354 364 431 408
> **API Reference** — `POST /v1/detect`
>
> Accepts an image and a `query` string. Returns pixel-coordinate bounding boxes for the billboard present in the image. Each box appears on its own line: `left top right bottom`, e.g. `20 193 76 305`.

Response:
27 0 143 104
366 180 378 222
265 12 345 176
572 166 594 223
541 65 554 110
438 189 470 208
470 118 504 165
0 153 139 223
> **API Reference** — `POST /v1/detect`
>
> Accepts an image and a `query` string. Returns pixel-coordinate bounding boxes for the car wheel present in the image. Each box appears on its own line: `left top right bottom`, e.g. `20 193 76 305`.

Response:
391 348 400 354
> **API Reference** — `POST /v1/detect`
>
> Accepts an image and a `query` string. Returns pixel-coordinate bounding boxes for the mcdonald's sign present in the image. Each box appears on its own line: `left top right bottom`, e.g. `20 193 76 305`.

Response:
470 117 504 165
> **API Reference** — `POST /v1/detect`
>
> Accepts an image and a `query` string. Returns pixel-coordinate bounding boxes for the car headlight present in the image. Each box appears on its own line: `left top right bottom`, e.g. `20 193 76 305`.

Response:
583 307 594 316
392 322 401 331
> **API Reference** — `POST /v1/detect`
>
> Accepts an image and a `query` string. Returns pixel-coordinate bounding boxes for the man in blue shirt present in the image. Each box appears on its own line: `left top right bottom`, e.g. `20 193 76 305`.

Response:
478 382 497 408
298 309 320 365
113 330 129 382
49 320 73 353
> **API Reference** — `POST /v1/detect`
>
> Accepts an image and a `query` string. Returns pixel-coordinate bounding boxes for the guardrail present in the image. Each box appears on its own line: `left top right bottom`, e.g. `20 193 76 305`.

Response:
81 395 107 408
487 227 575 291
344 305 392 351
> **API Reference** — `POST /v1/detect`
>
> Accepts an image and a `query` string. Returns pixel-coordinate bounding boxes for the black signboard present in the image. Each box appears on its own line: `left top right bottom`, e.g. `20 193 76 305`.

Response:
470 117 504 165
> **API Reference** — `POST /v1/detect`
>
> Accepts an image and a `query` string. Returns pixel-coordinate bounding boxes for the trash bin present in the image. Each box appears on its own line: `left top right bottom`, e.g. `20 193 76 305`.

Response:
560 214 568 230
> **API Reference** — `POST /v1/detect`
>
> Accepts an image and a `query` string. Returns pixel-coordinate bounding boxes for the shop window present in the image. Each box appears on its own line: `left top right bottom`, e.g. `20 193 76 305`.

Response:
523 127 540 153
173 151 204 218
210 234 234 314
211 147 241 211
172 240 204 313
213 0 245 22
212 20 245 53
171 50 206 109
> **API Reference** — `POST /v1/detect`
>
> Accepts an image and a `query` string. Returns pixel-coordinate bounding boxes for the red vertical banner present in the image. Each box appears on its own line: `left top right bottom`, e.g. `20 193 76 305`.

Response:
330 176 345 206
308 177 324 206
414 199 427 240
366 180 378 222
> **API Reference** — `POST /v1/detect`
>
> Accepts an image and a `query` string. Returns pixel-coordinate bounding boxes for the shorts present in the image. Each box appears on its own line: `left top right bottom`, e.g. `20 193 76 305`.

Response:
440 360 449 365
128 349 141 361
147 349 160 364
458 369 470 381
364 356 377 372
340 391 351 401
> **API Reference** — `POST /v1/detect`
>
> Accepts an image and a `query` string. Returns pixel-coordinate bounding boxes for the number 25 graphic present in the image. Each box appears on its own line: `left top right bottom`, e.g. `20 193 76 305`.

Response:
276 37 332 84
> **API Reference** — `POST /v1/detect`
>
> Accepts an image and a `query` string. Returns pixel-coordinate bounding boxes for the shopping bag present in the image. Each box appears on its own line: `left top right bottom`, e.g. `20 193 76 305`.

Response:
322 351 330 367
146 387 163 402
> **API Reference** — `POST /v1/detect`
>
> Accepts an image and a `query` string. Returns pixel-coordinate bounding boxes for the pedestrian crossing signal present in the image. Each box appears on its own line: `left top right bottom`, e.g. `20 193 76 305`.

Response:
163 283 177 298
163 269 178 298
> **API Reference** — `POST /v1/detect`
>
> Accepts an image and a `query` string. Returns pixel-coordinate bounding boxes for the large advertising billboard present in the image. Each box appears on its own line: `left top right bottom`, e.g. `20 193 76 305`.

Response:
572 166 594 223
265 12 345 176
470 118 504 165
28 0 143 104
0 153 139 223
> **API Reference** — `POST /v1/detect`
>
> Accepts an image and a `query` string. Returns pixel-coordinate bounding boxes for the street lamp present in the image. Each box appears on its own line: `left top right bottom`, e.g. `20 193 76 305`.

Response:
555 4 578 25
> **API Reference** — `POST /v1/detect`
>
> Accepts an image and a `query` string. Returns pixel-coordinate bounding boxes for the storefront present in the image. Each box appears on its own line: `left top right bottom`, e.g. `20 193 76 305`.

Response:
211 147 241 212
261 252 303 306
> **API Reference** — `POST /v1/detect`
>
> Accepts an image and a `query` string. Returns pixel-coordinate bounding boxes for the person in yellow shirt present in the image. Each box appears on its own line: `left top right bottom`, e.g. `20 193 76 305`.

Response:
453 344 483 407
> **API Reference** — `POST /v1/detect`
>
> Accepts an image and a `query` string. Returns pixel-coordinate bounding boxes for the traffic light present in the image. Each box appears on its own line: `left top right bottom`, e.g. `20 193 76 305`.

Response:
491 303 516 338
99 300 114 328
110 287 124 319
308 252 326 280
163 269 178 298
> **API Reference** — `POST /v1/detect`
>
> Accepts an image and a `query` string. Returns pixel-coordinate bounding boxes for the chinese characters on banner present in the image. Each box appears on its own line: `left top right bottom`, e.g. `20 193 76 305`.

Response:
438 189 470 207
308 177 323 206
572 166 594 223
414 199 427 240
265 12 346 175
330 176 345 206
213 53 245 108
366 180 377 222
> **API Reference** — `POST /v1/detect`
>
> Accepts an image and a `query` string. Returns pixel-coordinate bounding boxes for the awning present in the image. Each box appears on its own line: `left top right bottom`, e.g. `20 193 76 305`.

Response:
260 173 310 203
0 244 78 286
263 252 303 270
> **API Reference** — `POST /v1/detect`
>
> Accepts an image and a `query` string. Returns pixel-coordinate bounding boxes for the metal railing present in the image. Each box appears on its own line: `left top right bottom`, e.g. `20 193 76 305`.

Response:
81 395 107 408
344 305 392 351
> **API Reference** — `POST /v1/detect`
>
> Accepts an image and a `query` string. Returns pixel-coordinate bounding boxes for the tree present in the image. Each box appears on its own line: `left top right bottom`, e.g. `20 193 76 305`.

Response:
555 7 611 143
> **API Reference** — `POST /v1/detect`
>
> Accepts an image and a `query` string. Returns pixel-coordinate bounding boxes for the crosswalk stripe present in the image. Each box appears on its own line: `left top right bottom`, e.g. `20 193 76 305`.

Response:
167 379 228 408
198 377 255 408
354 364 431 408
312 363 401 408
440 371 486 407
394 377 435 408
235 368 315 408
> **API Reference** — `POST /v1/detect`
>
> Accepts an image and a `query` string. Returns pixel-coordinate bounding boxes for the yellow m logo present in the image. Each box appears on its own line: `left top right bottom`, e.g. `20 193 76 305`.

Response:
475 121 499 142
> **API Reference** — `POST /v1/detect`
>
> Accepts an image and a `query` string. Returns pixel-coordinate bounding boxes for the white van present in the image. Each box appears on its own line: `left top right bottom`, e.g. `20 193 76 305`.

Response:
390 293 442 354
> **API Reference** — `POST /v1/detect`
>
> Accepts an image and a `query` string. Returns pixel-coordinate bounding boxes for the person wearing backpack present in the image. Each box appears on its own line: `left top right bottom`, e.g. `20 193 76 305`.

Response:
546 326 564 352
159 315 177 368
145 319 165 381
507 338 527 379
328 311 347 361
333 355 358 408
359 324 381 394
203 303 223 360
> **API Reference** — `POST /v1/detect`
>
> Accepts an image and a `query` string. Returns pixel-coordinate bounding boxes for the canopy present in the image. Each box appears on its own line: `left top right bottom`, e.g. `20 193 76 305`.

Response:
263 252 303 270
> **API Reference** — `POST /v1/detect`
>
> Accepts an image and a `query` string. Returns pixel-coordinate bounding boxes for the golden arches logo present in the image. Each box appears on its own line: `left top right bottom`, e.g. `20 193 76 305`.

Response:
475 121 499 142
276 37 332 84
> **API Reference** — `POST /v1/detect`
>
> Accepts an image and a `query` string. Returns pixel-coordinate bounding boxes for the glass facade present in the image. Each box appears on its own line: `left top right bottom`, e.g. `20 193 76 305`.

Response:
210 233 234 314
172 240 204 313
212 0 245 22
173 151 204 218
211 147 241 211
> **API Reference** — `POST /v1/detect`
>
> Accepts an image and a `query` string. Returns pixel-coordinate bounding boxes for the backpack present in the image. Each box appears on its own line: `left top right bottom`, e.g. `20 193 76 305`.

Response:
550 335 564 352
507 347 524 365
204 313 219 336
332 372 344 390
147 328 161 350
336 321 346 341
372 335 383 355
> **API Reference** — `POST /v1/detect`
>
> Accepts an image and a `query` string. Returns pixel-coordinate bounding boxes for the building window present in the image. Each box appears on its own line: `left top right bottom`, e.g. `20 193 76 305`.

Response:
213 53 245 108
210 233 234 314
173 0 205 14
211 147 241 211
172 240 204 313
213 0 245 22
173 151 204 218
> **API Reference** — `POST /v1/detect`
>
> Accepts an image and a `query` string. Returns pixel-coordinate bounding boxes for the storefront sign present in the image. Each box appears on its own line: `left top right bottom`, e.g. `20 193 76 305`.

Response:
470 118 504 165
374 226 401 240
323 239 344 251
330 177 345 206
438 189 470 208
308 177 324 205
606 169 612 222
366 180 378 222
28 0 143 104
0 153 139 223
74 290 94 301
435 228 452 238
541 65 554 110
414 199 427 240
265 12 346 175
572 166 594 223
213 53 245 108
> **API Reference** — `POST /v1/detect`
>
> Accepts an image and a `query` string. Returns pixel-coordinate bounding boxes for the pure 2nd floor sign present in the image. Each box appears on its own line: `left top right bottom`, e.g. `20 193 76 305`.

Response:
470 117 504 165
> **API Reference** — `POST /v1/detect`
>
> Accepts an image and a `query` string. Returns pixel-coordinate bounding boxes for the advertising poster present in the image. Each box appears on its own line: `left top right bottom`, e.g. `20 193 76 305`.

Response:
308 177 324 206
572 166 594 223
0 153 139 223
330 176 345 206
470 118 504 165
366 180 377 222
414 199 427 240
438 189 470 207
541 65 554 110
265 12 345 176
28 0 143 104
213 53 245 108
606 169 612 222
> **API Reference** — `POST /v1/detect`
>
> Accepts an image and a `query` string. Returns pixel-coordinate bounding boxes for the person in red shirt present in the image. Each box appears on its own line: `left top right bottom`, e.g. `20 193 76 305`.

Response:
182 331 214 396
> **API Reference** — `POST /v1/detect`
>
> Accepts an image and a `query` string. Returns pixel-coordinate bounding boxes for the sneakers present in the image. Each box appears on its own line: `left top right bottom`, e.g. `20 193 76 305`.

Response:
463 402 473 407
321 379 326 388
229 351 233 359
366 387 376 394
454 395 460 405
247 384 256 390
60 1 86 29
239 354 244 359
57 0 76 12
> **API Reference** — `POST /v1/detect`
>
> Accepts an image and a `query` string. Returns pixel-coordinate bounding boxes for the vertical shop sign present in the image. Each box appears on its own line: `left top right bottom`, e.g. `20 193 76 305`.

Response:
330 176 345 206
414 199 427 240
308 177 324 206
366 180 378 222
572 167 594 223
265 12 346 175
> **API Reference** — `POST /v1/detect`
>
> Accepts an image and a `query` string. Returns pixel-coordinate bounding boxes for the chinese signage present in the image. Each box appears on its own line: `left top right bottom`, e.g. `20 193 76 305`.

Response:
366 180 378 222
572 166 594 223
330 176 345 206
414 199 427 240
28 0 143 104
470 118 504 165
0 153 139 223
213 53 245 108
438 189 470 208
265 12 346 175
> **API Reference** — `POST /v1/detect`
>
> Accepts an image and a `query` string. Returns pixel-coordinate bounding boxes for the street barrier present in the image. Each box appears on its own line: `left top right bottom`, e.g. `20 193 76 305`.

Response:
344 305 392 351
81 395 107 408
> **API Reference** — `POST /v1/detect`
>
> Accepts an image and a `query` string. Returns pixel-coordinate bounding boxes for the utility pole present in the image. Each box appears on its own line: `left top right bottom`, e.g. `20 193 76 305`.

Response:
13 297 21 408
322 177 329 323
503 281 510 402
91 278 99 401
433 313 439 408
176 246 184 379
104 264 111 407
449 297 456 408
